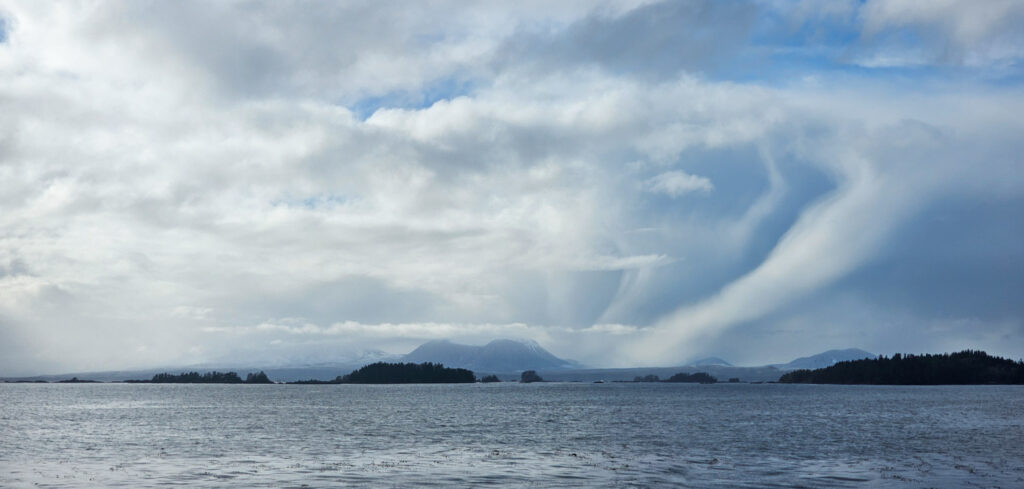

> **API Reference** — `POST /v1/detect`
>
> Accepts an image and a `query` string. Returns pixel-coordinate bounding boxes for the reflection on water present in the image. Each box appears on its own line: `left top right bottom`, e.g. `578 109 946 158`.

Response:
1 383 1022 488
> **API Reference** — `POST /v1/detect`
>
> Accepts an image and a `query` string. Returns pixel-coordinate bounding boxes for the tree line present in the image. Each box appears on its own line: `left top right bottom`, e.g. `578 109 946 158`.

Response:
778 350 1024 384
290 362 476 384
126 371 273 383
633 372 717 383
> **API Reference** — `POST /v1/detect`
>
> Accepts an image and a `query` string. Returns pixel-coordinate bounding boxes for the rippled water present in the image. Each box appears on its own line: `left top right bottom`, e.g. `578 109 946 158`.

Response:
1 383 1022 488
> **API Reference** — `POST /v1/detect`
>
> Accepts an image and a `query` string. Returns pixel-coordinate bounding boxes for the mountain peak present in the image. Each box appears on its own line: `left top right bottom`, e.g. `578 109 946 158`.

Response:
779 348 876 370
484 338 536 348
690 357 732 367
403 339 575 373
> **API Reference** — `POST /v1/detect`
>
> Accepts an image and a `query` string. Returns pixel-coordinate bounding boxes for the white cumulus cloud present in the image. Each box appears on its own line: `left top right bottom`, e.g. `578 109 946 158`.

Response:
643 170 714 197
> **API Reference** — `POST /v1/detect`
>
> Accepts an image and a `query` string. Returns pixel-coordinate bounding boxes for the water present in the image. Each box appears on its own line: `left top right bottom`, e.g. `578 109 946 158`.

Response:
1 383 1022 488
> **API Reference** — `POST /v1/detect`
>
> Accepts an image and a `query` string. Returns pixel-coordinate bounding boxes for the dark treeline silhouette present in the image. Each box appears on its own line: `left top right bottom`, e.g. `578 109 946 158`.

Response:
520 370 543 383
291 369 498 384
58 377 98 383
665 372 717 384
288 378 341 384
126 370 274 384
336 362 475 384
245 371 273 384
632 373 719 383
778 350 1024 384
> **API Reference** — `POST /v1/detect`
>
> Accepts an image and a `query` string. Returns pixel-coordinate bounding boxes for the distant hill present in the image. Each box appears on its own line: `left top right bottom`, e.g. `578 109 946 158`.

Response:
776 348 876 371
402 339 577 373
690 357 732 367
529 365 784 383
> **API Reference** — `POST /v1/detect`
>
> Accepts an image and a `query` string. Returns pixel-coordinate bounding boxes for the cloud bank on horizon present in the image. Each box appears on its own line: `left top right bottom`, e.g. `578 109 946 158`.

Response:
1 0 1022 375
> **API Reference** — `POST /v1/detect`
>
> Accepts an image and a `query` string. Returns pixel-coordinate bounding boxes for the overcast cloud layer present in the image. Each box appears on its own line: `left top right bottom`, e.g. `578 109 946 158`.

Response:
1 1 1022 375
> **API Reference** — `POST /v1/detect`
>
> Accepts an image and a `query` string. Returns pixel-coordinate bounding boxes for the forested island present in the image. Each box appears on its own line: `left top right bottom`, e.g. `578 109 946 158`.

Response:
520 370 543 383
341 362 475 383
633 372 717 383
778 350 1024 384
125 371 273 384
290 362 475 384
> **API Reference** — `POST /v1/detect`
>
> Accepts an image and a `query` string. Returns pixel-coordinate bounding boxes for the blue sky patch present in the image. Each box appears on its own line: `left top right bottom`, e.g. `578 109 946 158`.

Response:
350 77 475 120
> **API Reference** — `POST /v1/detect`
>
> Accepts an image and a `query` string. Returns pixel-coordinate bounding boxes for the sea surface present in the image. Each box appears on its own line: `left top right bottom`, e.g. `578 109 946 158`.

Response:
1 383 1022 488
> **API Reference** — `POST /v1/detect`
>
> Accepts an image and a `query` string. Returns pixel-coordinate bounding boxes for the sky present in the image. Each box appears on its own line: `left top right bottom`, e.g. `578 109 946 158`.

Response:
1 0 1022 375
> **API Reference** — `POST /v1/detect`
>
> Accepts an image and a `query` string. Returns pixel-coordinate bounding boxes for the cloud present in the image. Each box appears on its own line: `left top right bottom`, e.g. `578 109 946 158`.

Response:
859 0 1024 66
628 152 903 363
789 0 1024 69
623 99 1024 364
496 0 757 78
643 170 714 197
0 1 1021 374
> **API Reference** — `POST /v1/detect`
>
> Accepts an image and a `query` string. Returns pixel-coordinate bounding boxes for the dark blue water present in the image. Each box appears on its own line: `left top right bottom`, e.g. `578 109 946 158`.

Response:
1 383 1022 487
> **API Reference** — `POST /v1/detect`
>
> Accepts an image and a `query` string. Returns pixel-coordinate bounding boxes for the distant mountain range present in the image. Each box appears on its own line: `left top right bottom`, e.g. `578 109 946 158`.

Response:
773 348 877 371
402 339 579 373
1 343 876 383
690 357 733 367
